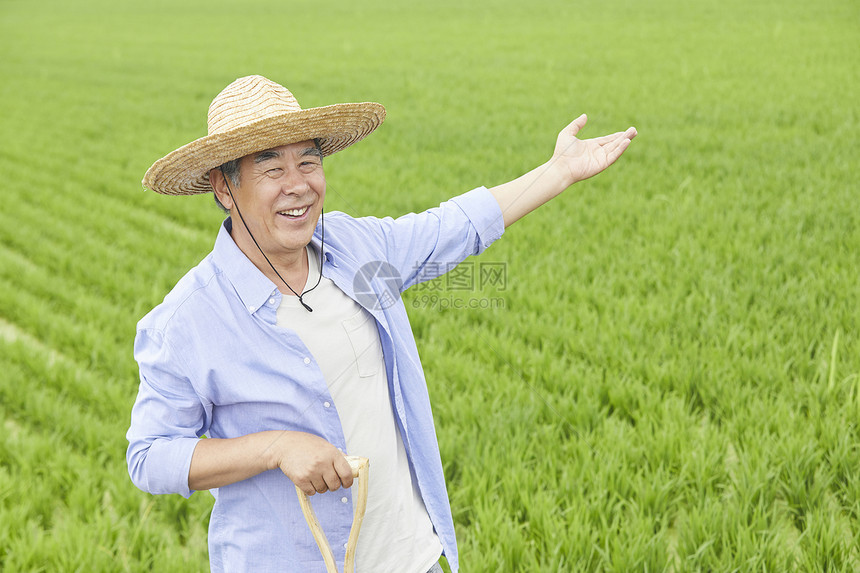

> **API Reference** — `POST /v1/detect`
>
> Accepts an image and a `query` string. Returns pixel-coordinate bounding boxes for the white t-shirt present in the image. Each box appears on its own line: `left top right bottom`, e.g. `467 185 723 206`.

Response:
276 246 442 573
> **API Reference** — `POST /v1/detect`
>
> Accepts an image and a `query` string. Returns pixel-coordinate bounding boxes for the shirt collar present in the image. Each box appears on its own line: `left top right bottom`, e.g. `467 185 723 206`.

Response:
211 218 279 314
212 217 341 315
312 216 338 268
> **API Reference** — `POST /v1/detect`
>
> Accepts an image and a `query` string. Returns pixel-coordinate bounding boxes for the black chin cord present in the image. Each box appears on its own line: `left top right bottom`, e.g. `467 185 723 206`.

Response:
220 167 324 312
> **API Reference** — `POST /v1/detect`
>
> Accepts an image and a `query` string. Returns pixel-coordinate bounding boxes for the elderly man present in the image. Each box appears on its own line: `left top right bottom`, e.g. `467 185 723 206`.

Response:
127 75 636 573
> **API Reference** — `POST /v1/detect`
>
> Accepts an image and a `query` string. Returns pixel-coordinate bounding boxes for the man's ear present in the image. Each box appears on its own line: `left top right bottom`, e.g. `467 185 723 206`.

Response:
210 168 234 211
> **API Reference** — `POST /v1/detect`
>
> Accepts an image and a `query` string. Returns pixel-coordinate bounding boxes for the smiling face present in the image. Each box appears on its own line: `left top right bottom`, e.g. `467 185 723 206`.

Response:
211 140 326 273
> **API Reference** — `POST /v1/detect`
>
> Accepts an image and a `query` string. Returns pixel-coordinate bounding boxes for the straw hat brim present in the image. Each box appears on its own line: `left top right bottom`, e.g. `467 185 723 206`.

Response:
142 102 385 196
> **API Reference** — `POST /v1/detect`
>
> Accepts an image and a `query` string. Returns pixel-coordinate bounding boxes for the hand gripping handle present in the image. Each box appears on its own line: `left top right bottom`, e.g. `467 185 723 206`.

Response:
296 456 369 573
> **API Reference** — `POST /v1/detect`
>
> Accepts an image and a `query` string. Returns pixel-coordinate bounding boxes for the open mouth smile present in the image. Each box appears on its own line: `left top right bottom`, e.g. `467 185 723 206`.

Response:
277 206 310 219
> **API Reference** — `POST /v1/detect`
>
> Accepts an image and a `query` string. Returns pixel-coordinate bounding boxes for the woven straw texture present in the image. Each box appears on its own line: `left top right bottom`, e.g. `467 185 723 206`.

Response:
142 75 386 195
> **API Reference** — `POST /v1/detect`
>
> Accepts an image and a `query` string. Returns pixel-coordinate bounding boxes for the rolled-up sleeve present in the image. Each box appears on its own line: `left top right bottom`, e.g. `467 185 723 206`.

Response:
448 185 505 249
126 328 206 498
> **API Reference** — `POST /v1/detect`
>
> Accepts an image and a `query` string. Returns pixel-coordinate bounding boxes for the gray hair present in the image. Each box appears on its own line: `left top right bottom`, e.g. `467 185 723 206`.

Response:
213 138 322 214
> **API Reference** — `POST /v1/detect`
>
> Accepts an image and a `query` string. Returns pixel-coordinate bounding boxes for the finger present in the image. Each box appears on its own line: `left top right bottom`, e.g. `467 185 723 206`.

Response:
588 130 632 147
310 476 329 494
334 455 355 489
605 137 631 164
587 125 637 147
600 133 630 155
564 113 588 137
322 465 344 492
296 479 317 497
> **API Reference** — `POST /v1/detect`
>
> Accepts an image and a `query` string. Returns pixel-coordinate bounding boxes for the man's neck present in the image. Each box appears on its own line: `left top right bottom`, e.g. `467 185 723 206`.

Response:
227 221 311 296
264 246 310 297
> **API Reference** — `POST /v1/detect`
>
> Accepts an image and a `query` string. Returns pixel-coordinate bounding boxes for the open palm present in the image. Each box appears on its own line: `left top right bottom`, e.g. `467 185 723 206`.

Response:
553 114 637 185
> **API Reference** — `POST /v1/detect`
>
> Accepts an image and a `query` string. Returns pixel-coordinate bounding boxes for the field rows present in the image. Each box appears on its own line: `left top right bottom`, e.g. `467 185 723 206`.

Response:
2 0 860 570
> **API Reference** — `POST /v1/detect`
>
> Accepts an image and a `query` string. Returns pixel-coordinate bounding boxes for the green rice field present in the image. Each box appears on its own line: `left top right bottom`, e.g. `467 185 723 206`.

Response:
1 0 859 570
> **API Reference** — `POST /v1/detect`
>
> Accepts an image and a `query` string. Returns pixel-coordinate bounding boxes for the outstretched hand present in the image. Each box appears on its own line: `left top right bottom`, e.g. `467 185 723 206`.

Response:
488 114 637 228
552 114 637 187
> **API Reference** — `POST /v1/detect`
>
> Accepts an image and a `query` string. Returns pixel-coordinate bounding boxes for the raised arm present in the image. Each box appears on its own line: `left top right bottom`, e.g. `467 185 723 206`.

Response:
490 115 637 228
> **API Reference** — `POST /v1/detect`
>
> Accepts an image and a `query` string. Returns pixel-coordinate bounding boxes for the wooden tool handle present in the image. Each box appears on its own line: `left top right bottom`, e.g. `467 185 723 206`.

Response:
296 456 369 573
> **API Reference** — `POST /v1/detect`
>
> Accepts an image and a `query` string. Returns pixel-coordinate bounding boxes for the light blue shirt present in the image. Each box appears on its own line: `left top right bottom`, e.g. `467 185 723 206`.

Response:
126 187 504 573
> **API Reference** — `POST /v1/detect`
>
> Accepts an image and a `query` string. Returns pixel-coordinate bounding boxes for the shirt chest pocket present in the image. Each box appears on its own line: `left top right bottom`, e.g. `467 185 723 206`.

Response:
342 309 383 378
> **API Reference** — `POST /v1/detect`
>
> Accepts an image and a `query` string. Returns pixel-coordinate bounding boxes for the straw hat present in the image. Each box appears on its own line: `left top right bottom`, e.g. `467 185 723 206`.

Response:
142 75 386 195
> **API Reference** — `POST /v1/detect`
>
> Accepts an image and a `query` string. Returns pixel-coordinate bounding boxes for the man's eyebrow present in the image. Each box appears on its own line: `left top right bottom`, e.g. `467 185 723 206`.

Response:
252 147 321 164
253 149 281 164
301 147 323 160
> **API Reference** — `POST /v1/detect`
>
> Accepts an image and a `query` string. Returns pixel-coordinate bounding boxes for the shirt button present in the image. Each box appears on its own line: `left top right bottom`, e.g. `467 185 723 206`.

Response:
303 357 311 365
268 298 276 305
247 305 256 312
324 401 331 408
341 497 348 504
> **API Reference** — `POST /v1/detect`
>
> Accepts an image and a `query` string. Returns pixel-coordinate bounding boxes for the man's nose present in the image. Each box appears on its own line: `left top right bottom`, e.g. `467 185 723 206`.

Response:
279 168 312 195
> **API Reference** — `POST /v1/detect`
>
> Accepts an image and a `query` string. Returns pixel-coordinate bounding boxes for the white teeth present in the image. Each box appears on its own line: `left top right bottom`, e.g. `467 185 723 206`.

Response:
279 207 308 217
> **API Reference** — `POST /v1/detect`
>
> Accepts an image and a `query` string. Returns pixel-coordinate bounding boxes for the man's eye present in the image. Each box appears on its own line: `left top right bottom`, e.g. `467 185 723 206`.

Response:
266 168 284 178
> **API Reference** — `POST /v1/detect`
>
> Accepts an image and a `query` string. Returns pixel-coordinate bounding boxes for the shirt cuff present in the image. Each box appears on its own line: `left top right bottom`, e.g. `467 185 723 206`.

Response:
141 436 200 498
450 186 505 250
